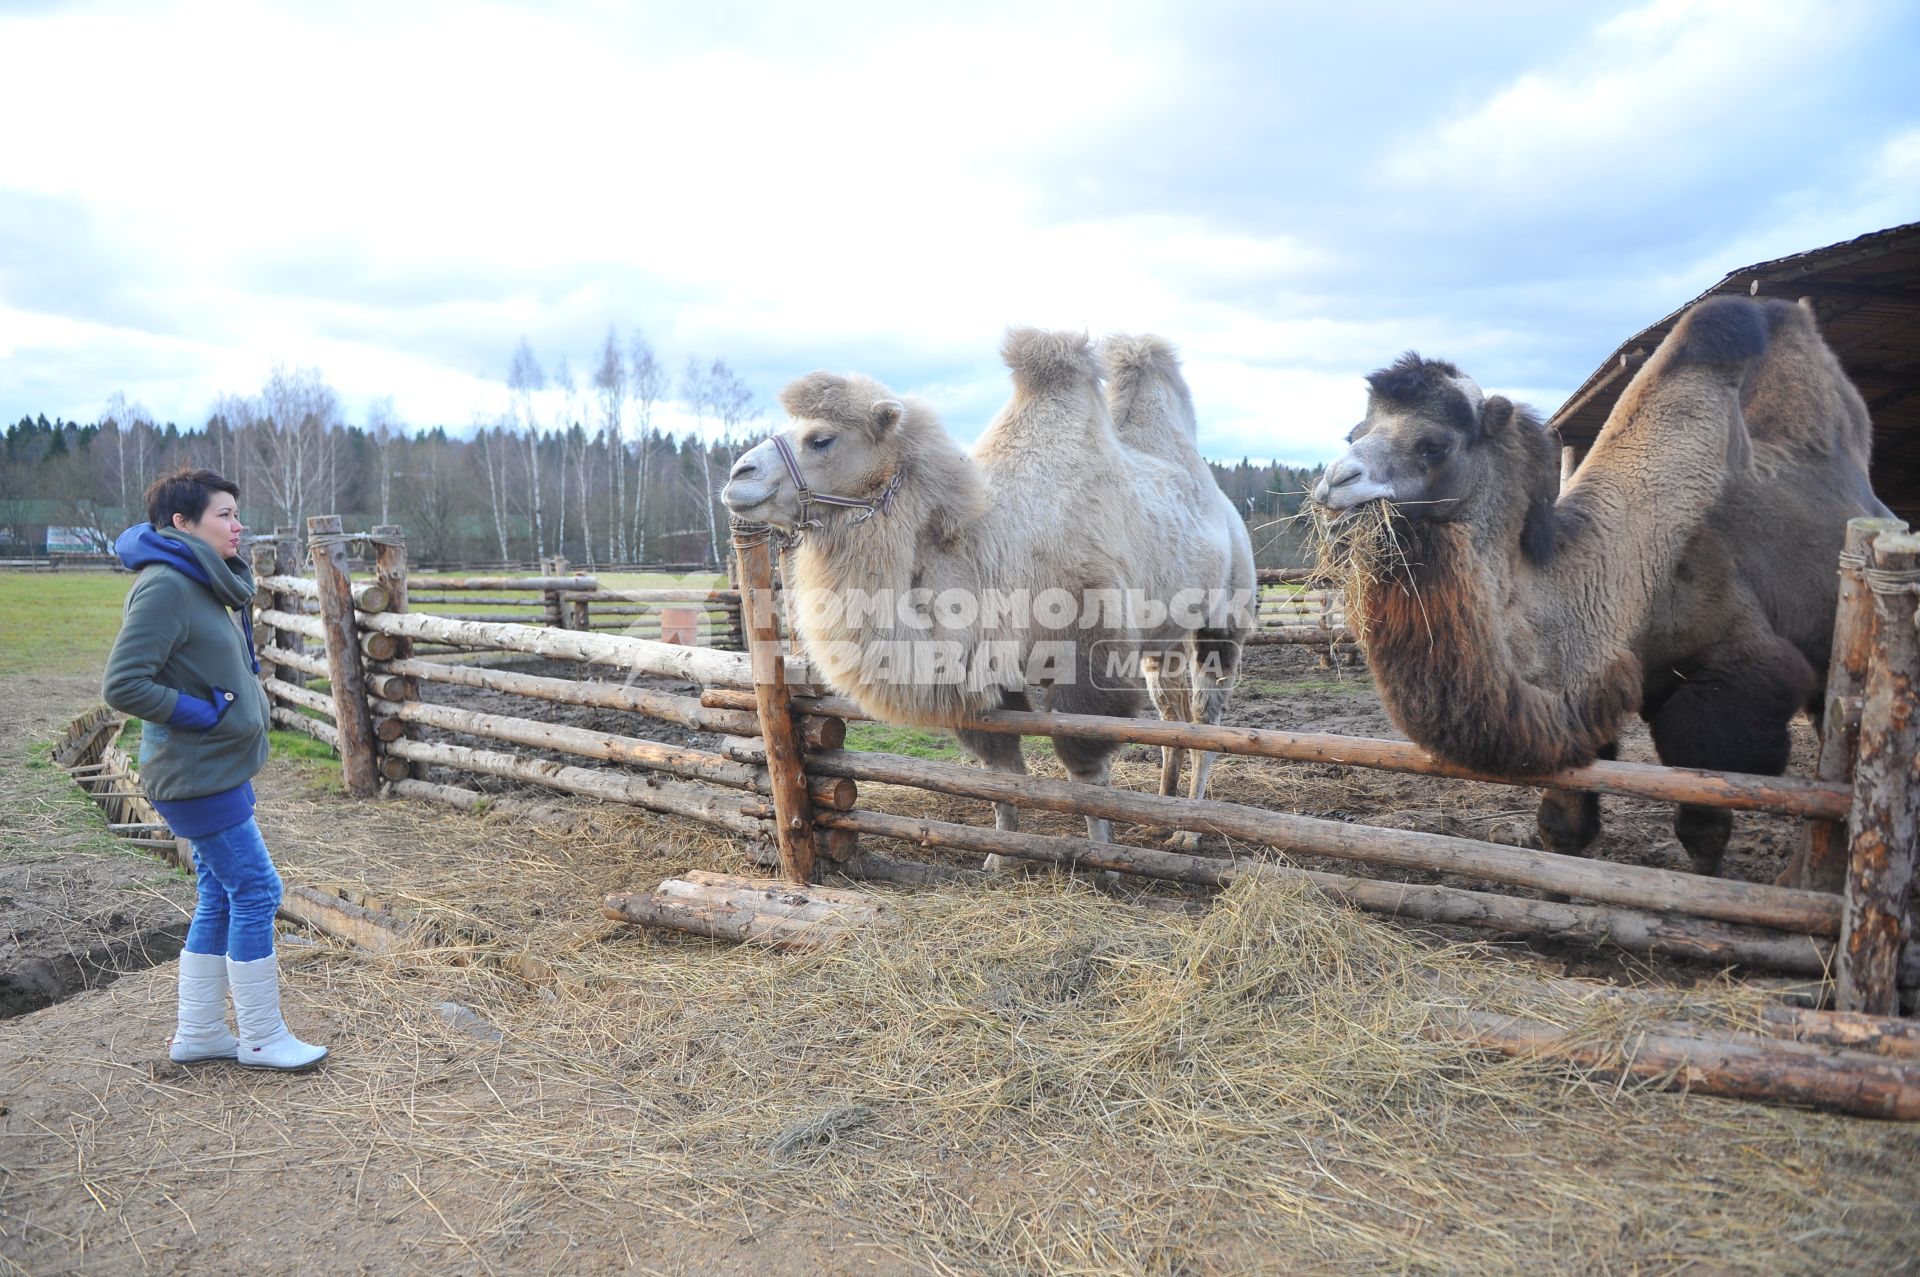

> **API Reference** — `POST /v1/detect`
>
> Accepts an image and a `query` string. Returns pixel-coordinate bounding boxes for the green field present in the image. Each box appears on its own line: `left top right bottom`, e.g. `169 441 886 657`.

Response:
0 571 135 677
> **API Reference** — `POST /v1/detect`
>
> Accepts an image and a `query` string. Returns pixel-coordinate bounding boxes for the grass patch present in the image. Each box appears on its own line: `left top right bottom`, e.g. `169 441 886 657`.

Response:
2 739 127 861
845 721 968 761
270 727 344 794
0 571 132 677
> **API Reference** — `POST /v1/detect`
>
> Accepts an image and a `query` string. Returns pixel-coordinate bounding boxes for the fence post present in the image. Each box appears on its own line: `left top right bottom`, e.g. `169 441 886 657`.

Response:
265 526 302 685
248 539 277 680
542 555 569 628
731 519 816 883
1781 517 1908 891
370 525 418 783
1836 530 1920 1015
307 515 379 798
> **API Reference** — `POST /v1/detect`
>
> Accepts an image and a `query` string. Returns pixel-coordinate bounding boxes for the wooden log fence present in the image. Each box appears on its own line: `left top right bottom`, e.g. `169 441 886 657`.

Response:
1837 530 1920 1014
251 518 1920 1032
308 516 378 797
696 688 1852 822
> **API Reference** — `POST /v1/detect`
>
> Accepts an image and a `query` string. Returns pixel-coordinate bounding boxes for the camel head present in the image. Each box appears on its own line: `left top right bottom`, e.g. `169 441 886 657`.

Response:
723 372 918 531
1313 353 1561 563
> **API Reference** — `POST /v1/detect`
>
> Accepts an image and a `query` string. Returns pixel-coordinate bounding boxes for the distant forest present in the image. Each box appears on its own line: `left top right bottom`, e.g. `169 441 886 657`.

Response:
0 333 1323 569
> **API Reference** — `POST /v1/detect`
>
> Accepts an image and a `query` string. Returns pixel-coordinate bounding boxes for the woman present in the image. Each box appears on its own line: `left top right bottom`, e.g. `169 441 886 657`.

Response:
102 467 328 1071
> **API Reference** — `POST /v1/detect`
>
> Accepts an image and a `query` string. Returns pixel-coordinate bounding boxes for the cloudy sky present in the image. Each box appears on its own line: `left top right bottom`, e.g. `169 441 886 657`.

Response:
2 0 1915 464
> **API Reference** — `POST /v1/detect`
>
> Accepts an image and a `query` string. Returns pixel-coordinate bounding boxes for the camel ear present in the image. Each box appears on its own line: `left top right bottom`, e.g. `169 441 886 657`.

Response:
870 399 904 433
1475 396 1514 440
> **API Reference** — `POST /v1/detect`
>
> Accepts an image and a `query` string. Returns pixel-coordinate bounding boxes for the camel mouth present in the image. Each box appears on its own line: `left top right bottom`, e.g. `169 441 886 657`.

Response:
720 483 781 522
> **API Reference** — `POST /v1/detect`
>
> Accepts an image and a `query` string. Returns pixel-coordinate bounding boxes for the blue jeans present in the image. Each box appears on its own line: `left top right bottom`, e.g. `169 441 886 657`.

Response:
183 817 284 963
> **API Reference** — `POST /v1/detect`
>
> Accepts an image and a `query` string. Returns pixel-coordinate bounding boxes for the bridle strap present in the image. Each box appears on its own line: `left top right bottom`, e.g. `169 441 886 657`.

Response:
771 433 902 535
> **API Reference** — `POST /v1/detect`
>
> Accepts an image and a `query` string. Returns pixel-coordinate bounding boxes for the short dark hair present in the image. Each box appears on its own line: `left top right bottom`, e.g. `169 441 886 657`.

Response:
145 467 240 530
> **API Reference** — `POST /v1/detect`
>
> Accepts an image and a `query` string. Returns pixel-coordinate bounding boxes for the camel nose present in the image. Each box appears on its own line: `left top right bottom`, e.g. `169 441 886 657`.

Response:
729 456 759 481
1315 455 1365 504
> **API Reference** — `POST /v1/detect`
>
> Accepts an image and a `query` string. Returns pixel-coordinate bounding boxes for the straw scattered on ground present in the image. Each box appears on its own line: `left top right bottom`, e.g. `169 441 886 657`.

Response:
150 784 1916 1275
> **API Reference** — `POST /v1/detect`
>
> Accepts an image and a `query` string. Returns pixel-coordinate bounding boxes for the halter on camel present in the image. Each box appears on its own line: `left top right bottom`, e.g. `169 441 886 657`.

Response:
770 432 903 545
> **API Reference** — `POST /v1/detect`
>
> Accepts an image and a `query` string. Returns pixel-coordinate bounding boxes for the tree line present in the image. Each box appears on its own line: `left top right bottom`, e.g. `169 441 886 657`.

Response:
0 329 1322 569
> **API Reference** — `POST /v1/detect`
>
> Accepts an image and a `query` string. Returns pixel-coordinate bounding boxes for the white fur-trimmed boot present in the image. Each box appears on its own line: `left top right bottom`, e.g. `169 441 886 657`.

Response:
226 953 329 1072
169 950 239 1063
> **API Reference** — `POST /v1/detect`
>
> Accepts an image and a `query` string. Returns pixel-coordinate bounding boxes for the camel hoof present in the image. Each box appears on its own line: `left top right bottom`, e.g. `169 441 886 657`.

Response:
1165 831 1203 853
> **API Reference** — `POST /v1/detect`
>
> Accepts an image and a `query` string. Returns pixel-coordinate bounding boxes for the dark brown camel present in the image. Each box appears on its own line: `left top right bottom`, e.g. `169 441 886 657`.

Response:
1311 295 1891 876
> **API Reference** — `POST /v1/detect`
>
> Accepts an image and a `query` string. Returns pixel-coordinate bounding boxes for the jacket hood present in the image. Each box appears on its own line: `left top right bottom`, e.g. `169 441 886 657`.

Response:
115 524 256 611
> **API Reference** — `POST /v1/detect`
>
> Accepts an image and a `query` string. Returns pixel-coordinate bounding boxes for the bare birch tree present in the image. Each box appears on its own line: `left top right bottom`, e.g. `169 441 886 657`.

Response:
550 357 576 562
257 366 340 530
366 396 402 526
628 331 667 564
681 357 723 566
476 415 512 563
592 328 627 564
508 338 546 558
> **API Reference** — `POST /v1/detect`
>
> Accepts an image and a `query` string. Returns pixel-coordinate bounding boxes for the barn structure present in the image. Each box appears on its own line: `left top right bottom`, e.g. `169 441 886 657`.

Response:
1549 221 1920 524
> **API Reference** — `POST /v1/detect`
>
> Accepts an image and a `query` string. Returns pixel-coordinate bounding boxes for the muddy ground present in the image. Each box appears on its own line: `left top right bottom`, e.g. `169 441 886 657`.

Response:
2 649 1910 1276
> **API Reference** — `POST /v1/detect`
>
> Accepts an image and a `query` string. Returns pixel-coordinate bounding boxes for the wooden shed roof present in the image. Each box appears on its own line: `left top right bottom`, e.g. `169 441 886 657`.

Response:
1548 221 1920 523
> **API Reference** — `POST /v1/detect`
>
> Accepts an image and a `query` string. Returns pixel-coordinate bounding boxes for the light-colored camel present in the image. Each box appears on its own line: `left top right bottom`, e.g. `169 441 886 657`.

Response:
1312 295 1891 876
721 329 1255 860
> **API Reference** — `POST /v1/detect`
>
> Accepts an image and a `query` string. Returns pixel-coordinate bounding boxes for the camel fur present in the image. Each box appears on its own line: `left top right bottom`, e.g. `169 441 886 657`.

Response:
722 329 1255 857
1312 296 1892 876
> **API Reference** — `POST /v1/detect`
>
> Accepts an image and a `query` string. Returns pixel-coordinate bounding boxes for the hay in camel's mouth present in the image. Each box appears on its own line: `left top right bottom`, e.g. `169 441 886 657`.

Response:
1306 497 1413 643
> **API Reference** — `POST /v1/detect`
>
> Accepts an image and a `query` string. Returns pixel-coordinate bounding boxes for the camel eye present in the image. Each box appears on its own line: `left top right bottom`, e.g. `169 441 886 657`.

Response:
808 435 835 453
1415 438 1450 465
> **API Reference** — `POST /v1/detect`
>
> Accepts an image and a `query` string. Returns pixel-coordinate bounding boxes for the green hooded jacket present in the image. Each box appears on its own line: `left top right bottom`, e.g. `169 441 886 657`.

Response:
101 528 270 802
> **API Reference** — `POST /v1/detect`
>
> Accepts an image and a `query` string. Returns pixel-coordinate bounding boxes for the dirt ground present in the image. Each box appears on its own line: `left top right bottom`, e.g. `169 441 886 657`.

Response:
3 650 1917 1276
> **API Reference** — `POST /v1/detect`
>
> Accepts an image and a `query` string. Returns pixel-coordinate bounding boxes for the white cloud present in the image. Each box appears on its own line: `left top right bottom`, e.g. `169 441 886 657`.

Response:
1383 0 1857 197
0 0 1910 466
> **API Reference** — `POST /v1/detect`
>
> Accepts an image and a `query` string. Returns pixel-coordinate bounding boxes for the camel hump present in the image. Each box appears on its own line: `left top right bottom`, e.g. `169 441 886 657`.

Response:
1665 295 1770 368
1001 328 1099 397
1098 333 1181 383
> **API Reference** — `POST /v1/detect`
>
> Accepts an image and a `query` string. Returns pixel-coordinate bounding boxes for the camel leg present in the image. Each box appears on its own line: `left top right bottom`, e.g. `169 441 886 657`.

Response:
1647 641 1810 877
1141 653 1189 800
1170 629 1241 852
1051 681 1142 856
1055 735 1119 844
1536 742 1615 855
952 722 1029 871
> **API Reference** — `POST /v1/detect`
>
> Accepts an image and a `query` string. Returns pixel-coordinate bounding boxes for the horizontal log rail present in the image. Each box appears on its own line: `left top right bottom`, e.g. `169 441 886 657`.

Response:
804 748 1843 935
383 737 773 838
407 593 561 606
699 690 1851 821
367 696 849 809
355 608 757 687
817 808 1896 980
1245 627 1356 645
1428 1005 1920 1121
376 656 760 736
270 703 340 750
263 677 337 719
370 696 763 788
386 778 583 825
258 645 331 681
260 575 388 613
559 589 743 605
406 575 599 591
258 607 325 641
1521 975 1920 1058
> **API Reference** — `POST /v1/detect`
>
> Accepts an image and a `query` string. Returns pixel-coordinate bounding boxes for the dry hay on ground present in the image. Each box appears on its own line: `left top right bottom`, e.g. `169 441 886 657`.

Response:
163 781 1918 1275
